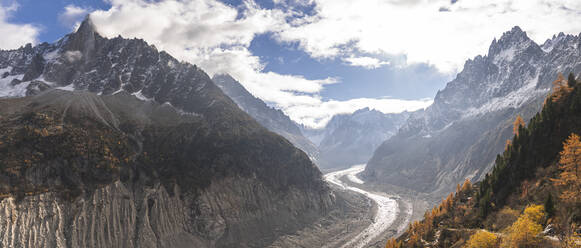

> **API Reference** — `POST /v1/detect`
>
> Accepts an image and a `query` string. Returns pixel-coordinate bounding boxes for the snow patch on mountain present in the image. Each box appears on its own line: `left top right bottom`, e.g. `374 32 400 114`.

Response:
0 67 11 76
56 84 76 91
0 77 27 98
35 76 56 86
464 73 546 117
365 27 581 196
43 49 61 62
0 67 28 98
132 90 153 101
541 33 566 53
493 46 516 64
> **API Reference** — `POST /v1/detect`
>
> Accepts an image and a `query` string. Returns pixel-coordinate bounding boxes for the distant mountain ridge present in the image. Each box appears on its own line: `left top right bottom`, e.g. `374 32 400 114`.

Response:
364 26 581 196
302 107 412 169
211 73 412 170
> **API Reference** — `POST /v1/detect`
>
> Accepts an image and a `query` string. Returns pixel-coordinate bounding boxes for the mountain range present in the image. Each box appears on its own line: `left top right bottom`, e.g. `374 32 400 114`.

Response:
363 27 581 197
211 74 412 171
302 108 411 169
0 17 334 248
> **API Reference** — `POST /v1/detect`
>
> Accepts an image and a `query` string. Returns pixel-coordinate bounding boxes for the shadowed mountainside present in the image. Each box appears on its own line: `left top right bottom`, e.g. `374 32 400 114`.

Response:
0 16 334 248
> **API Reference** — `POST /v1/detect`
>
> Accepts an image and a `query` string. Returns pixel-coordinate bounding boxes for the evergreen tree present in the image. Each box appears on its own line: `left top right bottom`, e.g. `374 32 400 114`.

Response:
568 72 577 87
544 193 555 218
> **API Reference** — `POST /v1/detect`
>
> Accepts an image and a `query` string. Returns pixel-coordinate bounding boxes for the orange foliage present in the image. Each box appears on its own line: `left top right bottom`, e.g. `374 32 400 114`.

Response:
551 73 573 102
408 232 421 246
443 193 454 210
385 238 402 248
513 115 525 137
505 139 512 151
552 133 581 202
399 178 474 246
461 178 472 192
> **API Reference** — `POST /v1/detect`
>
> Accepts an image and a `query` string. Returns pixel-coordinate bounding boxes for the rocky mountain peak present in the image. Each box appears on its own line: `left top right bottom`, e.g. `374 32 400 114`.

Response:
541 31 581 53
497 26 528 44
430 27 545 124
488 26 533 59
77 15 98 36
212 73 245 96
63 15 99 55
353 107 372 114
213 73 236 82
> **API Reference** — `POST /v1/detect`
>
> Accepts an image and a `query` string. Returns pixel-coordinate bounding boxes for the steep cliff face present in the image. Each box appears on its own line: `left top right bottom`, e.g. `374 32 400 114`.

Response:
0 16 333 248
211 74 319 162
0 182 196 248
0 177 330 248
364 27 581 196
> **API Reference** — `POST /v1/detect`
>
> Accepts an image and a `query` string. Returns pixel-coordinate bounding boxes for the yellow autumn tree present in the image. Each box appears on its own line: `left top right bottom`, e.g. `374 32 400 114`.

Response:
466 230 499 248
523 204 545 224
513 115 525 137
552 133 581 202
503 205 544 248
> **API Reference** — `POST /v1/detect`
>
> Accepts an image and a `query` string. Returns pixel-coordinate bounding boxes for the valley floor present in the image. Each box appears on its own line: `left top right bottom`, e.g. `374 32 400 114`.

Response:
271 165 422 248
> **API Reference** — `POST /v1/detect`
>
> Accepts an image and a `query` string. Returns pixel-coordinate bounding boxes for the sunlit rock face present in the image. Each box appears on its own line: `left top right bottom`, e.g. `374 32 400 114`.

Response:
364 27 581 196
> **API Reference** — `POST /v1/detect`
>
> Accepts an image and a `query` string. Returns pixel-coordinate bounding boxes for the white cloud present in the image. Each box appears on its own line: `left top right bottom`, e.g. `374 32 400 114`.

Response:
285 97 433 128
275 0 581 73
92 0 284 53
0 2 39 49
343 56 390 69
58 4 90 30
89 0 342 127
64 50 82 62
83 0 581 128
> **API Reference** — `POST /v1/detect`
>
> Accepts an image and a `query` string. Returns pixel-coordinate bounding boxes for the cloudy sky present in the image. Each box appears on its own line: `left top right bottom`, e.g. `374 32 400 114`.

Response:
2 0 581 127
